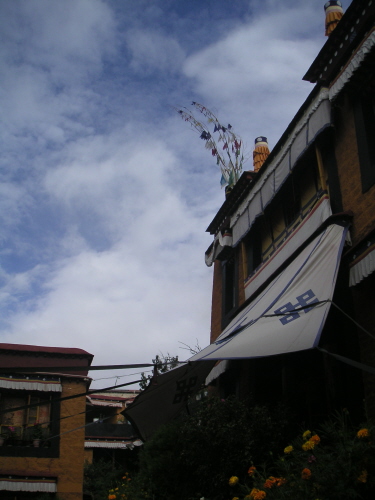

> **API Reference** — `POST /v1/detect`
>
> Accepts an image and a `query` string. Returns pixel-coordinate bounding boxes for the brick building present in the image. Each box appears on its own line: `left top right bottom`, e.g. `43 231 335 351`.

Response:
0 343 93 500
84 390 142 467
191 0 375 425
124 0 375 442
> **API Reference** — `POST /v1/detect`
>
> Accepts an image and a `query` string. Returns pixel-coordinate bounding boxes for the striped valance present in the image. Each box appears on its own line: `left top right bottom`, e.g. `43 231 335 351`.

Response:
0 477 57 492
230 88 331 248
0 374 62 392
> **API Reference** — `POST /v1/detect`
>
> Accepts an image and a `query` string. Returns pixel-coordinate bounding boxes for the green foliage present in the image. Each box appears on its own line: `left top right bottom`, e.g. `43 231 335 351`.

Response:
84 458 123 500
229 411 375 500
139 353 179 390
133 396 292 500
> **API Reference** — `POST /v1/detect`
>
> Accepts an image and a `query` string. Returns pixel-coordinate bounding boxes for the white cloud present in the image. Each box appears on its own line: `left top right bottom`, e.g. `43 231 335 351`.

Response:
125 30 185 76
0 0 330 389
183 2 324 148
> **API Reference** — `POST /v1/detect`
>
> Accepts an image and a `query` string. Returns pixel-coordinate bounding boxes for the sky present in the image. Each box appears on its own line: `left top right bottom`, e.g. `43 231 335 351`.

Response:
0 0 341 389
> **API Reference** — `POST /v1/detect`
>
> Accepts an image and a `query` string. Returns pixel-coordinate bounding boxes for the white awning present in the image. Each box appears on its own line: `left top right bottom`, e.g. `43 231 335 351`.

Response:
230 88 331 247
191 223 347 361
125 223 347 441
330 29 375 101
349 245 375 287
86 397 123 408
0 478 57 492
0 375 62 392
85 440 135 449
205 360 229 385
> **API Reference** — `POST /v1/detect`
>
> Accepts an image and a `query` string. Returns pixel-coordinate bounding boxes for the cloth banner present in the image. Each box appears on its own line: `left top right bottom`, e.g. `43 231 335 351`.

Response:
124 360 216 441
190 223 347 361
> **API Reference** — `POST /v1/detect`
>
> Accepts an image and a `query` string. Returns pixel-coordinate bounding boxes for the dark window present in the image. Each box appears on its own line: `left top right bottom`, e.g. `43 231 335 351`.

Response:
222 254 238 326
353 91 375 193
244 228 262 277
283 177 301 227
0 390 60 458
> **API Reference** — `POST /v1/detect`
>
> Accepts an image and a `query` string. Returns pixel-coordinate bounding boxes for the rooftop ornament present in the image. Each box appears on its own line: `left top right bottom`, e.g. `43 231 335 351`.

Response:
324 1 344 36
174 102 247 191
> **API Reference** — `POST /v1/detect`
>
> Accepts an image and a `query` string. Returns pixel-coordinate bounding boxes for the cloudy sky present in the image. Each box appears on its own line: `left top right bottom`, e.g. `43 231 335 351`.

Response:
0 0 338 389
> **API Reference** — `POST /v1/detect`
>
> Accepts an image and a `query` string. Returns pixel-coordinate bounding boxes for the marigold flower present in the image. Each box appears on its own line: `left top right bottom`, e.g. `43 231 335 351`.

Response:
358 470 368 483
264 477 276 488
310 434 320 444
108 495 116 500
250 488 267 499
301 468 312 480
229 476 239 486
248 466 256 476
232 497 239 500
284 445 293 454
357 428 370 438
276 477 286 486
302 440 315 451
302 430 311 440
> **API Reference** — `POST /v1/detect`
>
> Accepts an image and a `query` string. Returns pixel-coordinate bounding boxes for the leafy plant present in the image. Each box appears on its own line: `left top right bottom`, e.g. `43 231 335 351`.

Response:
84 459 123 500
139 353 179 390
227 411 375 500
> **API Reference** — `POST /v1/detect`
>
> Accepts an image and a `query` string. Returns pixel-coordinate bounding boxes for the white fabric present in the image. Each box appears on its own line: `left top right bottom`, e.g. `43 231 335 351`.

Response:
229 89 330 247
330 30 375 101
349 247 375 286
85 441 134 448
244 195 332 300
88 400 123 407
308 100 331 142
0 378 62 392
191 224 346 361
0 480 57 492
205 231 233 266
205 360 229 385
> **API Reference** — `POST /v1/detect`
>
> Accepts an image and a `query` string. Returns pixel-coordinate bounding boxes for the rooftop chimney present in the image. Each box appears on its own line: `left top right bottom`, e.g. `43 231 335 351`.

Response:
253 137 270 172
324 1 344 36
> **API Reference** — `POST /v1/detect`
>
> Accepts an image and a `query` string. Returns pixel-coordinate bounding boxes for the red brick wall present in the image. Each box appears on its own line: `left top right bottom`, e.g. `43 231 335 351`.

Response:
210 260 223 342
0 378 88 500
334 94 375 245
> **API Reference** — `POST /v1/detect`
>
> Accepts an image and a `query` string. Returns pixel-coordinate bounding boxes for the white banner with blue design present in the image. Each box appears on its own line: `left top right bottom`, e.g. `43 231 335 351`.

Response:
190 223 347 361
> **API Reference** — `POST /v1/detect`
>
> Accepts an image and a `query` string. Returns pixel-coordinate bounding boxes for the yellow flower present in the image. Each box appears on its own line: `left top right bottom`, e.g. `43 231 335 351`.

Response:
302 430 311 440
284 445 293 454
358 470 368 483
302 440 315 451
301 468 312 480
249 488 266 499
229 476 239 486
357 428 370 438
248 466 256 476
232 497 239 500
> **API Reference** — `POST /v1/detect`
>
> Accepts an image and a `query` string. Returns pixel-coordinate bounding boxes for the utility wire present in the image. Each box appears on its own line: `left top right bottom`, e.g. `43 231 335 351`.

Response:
0 378 143 416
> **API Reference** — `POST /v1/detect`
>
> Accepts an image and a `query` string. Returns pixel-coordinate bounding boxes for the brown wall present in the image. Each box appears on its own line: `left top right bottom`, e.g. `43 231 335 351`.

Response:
334 94 375 245
210 259 223 342
210 245 246 342
0 378 88 500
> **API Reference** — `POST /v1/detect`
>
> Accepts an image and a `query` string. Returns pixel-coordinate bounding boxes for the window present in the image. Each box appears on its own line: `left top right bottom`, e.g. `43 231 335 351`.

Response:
0 389 60 457
222 254 238 326
353 91 375 193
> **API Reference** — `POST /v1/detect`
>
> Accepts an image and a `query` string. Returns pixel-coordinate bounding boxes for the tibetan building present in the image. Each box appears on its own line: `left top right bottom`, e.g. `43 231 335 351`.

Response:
0 343 93 500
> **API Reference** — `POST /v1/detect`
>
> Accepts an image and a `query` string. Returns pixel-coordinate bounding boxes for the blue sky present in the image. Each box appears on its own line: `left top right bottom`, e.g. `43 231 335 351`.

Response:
0 0 339 388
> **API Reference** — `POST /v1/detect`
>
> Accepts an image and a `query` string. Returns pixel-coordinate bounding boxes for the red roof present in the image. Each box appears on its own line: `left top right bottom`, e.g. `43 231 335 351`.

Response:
0 343 92 356
0 343 93 376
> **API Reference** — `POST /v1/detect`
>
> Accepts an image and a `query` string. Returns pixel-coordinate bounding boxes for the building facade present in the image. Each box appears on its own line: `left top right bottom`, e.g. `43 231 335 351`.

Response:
203 0 375 425
0 343 93 500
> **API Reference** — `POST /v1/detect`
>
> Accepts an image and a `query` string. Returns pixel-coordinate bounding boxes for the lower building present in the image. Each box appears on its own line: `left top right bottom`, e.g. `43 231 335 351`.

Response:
0 343 93 500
